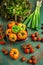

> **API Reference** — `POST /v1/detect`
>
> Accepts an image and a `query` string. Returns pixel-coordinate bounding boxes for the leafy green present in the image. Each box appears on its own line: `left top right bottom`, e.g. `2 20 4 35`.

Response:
0 0 32 21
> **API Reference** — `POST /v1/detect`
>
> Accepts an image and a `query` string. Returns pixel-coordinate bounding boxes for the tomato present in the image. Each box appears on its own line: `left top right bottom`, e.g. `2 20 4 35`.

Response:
24 48 29 54
35 32 38 36
21 57 26 61
37 37 41 41
0 35 2 40
31 34 35 38
32 59 37 64
32 37 37 41
41 26 43 29
0 41 5 45
27 59 32 64
36 44 41 49
41 38 43 42
30 48 34 53
27 44 32 49
31 56 36 60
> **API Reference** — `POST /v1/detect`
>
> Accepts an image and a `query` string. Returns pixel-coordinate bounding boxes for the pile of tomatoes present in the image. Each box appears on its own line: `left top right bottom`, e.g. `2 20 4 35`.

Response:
31 32 43 42
22 43 34 54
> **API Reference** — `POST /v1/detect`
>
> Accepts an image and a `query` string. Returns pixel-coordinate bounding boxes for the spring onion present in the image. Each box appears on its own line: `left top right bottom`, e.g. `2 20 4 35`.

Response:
23 0 42 30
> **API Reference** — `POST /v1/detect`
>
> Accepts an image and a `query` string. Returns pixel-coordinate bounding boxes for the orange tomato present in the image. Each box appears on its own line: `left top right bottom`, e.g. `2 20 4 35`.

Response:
9 33 17 42
9 48 20 60
17 30 28 40
8 21 15 28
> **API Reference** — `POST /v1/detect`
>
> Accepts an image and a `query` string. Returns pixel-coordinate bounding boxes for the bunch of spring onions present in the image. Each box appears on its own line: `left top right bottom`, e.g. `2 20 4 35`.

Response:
23 0 42 30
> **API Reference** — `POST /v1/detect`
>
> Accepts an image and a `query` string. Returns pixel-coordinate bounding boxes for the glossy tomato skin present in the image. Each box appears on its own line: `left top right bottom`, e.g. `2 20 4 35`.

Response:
37 37 41 41
27 59 32 64
41 38 43 42
24 48 29 54
31 56 36 60
0 42 5 45
36 44 41 49
29 48 34 53
32 37 37 41
31 34 35 38
35 32 38 36
32 59 37 64
2 48 5 53
21 57 26 61
0 35 3 40
27 44 32 49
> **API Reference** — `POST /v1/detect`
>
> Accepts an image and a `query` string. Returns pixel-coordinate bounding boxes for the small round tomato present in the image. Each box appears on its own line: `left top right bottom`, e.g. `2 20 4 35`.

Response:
32 37 37 41
31 56 36 60
23 48 29 54
27 59 32 64
41 26 43 29
37 37 41 41
27 44 32 49
32 59 37 64
0 35 3 40
22 44 27 49
35 32 38 36
41 38 43 42
30 48 34 53
21 57 26 62
31 34 35 38
2 48 5 53
36 44 41 49
0 41 5 45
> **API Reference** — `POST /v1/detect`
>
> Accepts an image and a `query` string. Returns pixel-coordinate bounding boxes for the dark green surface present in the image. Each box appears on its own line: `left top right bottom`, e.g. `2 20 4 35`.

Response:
0 0 43 65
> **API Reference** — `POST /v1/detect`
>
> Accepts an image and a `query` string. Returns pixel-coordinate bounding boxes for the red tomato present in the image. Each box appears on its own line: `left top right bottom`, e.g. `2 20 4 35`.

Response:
41 38 43 42
32 59 37 64
30 48 34 53
32 37 37 41
31 34 35 38
0 35 2 40
37 37 41 41
24 48 29 54
27 44 32 49
28 59 32 64
0 42 5 45
31 56 36 60
35 32 38 36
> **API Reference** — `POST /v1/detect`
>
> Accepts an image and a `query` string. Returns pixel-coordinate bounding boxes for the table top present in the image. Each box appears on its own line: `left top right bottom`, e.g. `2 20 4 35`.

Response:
0 0 43 65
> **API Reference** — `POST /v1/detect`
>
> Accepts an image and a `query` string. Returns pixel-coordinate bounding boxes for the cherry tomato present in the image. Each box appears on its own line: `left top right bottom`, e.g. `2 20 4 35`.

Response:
35 32 38 36
27 44 32 49
32 37 37 41
36 44 41 49
37 37 41 41
21 57 26 61
0 35 2 40
0 42 5 45
31 56 36 60
41 38 43 42
41 26 43 29
32 59 37 64
23 48 29 54
30 48 34 53
31 34 35 38
27 59 32 64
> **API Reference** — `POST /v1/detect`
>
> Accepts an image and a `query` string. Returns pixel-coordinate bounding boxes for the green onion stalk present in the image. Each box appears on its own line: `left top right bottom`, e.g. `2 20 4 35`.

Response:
23 0 42 30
